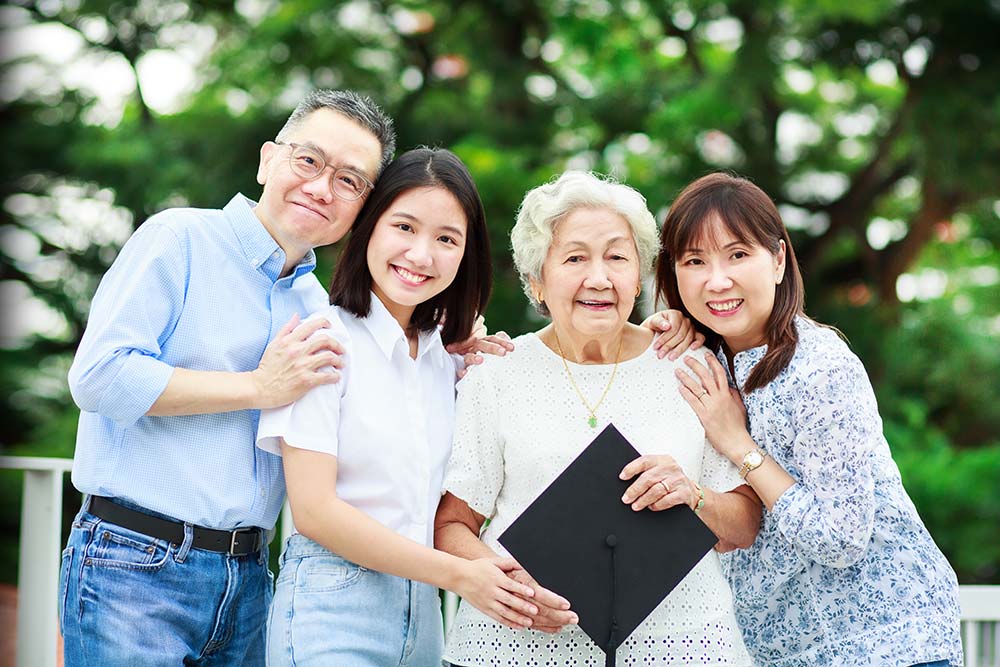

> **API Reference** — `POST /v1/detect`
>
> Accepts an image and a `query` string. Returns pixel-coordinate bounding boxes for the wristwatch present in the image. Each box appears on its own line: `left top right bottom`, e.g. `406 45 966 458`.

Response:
738 448 768 479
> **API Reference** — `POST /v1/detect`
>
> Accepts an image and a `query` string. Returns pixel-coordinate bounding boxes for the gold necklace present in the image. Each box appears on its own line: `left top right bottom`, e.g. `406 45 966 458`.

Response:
552 329 624 428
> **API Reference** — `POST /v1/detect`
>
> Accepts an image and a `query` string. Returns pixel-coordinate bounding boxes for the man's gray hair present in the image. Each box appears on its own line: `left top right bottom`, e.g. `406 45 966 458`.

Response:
276 89 396 174
511 171 658 316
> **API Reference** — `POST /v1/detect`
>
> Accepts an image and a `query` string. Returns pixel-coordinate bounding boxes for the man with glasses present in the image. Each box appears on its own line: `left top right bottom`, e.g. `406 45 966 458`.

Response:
61 90 395 667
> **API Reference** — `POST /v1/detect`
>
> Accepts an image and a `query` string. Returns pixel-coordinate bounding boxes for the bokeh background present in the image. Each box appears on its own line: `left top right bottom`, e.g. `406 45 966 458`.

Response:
1 0 998 589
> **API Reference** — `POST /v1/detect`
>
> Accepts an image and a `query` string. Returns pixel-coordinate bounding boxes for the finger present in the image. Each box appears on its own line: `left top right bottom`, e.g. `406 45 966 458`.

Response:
704 352 729 389
492 557 524 572
497 574 536 600
493 612 530 630
492 600 533 629
622 469 662 504
654 331 673 359
534 606 579 626
275 313 301 339
650 489 689 511
293 316 331 341
666 320 695 361
619 455 654 481
691 332 706 349
482 334 515 351
683 355 716 390
309 351 344 371
495 588 538 616
474 338 509 357
629 483 667 511
674 367 704 395
463 352 484 367
529 583 572 610
306 334 345 358
310 369 342 386
531 624 563 634
677 383 707 416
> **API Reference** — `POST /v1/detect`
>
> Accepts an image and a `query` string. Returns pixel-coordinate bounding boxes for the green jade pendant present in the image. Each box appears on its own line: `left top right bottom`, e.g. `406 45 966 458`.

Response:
587 415 597 428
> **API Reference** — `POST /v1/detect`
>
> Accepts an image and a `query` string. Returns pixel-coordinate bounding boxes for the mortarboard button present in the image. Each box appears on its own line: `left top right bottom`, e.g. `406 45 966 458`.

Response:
499 423 719 666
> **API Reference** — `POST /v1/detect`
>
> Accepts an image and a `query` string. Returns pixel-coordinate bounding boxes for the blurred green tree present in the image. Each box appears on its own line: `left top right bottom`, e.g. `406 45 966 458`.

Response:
2 0 998 582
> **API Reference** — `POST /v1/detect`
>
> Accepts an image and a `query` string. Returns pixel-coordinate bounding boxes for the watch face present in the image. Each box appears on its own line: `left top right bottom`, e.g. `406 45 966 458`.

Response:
746 451 764 467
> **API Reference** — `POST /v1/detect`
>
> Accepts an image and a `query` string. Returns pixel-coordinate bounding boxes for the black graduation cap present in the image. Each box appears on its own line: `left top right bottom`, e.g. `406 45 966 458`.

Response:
499 423 719 667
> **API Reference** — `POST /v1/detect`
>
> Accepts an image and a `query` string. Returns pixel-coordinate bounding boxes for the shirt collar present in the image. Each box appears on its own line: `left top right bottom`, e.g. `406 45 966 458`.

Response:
363 292 446 367
224 194 317 282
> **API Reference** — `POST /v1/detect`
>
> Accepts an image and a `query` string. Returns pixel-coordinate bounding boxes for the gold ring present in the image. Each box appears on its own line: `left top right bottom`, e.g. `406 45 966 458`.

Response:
659 480 670 494
698 390 708 399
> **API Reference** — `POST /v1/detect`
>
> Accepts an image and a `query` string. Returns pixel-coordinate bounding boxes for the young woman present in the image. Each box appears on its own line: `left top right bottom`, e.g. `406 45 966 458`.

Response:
256 148 539 666
655 172 962 667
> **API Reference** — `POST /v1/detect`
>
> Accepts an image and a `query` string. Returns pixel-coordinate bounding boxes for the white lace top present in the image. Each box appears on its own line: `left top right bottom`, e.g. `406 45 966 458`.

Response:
442 333 752 666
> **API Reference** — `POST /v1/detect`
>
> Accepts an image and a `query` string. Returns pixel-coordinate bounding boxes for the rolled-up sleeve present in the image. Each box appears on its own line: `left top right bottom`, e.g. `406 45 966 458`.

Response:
771 354 880 568
67 221 184 427
442 362 504 519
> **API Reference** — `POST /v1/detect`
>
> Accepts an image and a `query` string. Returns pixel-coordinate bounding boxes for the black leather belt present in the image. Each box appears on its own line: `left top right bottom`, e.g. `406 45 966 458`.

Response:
89 496 264 557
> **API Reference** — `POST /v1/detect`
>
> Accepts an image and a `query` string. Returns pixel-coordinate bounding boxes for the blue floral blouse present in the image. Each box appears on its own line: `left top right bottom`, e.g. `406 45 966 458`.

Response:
719 317 963 667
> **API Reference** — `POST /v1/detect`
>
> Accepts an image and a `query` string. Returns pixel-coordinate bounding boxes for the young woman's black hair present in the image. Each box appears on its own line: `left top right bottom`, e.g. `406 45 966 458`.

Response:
328 147 492 346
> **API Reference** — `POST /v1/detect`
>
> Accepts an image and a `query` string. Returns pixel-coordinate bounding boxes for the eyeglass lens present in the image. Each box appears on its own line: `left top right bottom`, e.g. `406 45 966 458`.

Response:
288 145 368 200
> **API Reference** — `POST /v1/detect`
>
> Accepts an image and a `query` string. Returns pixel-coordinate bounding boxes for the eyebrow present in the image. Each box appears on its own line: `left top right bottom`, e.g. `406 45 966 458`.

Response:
684 240 744 253
390 212 466 238
561 235 633 250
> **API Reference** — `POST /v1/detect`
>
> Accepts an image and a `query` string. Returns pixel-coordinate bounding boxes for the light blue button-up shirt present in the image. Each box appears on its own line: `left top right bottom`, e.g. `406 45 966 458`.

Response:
68 194 328 530
720 317 962 667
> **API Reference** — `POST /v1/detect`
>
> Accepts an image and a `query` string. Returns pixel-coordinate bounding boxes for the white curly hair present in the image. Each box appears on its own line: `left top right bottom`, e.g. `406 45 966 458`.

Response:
510 171 658 316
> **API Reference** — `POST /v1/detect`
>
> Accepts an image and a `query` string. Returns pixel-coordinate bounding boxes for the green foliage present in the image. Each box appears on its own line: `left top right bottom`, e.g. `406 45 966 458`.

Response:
3 0 999 584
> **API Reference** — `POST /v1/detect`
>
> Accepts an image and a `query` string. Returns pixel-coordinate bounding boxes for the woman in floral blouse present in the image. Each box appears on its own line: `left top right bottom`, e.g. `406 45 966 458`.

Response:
654 172 962 667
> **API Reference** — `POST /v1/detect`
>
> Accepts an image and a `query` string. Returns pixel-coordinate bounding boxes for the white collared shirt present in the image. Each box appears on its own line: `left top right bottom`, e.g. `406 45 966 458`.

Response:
257 294 460 546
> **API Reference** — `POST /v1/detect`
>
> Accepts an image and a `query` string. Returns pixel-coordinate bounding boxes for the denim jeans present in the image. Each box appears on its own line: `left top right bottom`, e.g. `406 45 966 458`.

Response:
267 533 443 667
59 498 273 667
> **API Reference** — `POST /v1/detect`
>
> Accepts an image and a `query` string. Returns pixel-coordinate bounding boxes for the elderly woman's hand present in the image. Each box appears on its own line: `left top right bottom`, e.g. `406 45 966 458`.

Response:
675 353 750 461
505 567 578 633
619 454 699 512
641 309 705 360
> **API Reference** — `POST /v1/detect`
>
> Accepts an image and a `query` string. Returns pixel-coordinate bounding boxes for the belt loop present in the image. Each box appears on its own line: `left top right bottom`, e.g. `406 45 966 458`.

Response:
175 523 194 563
81 494 93 514
258 532 268 567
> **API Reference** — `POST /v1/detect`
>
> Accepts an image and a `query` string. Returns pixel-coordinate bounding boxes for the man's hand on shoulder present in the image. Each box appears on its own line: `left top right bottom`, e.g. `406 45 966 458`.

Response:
251 314 345 408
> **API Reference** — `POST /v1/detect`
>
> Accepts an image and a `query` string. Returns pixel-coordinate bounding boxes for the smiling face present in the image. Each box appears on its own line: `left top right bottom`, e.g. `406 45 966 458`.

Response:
531 207 641 344
254 109 383 271
366 186 468 329
673 216 786 353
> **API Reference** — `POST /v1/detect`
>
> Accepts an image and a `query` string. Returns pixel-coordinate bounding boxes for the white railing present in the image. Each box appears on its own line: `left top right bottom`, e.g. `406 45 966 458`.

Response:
2 456 997 667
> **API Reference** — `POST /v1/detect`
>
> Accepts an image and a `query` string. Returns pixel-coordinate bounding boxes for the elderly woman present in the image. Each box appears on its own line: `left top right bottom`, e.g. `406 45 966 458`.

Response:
657 172 962 666
434 171 760 665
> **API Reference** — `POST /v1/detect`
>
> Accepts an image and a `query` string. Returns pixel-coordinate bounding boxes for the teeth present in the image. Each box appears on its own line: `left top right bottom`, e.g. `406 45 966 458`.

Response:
395 266 428 283
710 299 742 312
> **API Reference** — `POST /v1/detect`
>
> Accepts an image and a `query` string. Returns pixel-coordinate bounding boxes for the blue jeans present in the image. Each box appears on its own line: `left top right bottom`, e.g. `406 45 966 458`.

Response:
59 499 272 667
267 534 443 667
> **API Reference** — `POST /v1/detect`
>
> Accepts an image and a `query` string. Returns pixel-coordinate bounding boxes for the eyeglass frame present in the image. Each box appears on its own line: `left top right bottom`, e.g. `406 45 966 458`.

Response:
274 141 376 202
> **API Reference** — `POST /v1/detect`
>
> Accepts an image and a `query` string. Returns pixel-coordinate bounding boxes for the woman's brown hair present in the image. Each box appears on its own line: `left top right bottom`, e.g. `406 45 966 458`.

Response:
655 172 806 393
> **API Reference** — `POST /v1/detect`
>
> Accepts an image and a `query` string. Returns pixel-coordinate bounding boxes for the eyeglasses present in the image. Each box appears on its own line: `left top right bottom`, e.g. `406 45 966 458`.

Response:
276 142 375 201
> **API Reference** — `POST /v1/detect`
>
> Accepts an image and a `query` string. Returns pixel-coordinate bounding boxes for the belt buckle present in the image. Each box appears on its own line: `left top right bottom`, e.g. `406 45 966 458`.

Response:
229 528 259 556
